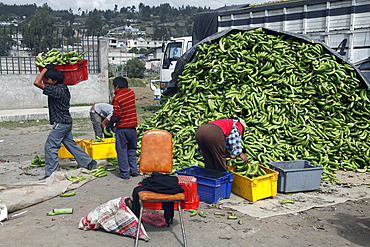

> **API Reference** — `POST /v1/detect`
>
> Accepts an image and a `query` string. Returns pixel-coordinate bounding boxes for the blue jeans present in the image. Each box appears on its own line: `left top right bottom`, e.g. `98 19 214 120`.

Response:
116 127 138 179
44 123 93 177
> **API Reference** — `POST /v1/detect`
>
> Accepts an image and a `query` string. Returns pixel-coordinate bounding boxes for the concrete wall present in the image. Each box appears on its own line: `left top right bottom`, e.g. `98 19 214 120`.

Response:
0 38 109 110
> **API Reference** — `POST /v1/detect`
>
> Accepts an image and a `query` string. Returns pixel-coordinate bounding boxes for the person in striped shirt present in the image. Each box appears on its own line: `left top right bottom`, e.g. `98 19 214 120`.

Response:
104 77 139 179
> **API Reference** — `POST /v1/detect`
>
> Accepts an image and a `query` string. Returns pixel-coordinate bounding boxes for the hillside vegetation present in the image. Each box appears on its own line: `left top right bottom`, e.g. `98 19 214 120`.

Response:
0 2 211 39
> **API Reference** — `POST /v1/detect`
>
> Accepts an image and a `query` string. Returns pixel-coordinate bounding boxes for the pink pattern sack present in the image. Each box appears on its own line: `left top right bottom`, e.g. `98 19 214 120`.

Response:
79 197 150 241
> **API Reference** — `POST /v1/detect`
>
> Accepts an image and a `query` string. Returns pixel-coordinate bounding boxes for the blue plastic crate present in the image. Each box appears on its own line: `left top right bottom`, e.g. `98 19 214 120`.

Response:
176 166 233 204
267 160 324 193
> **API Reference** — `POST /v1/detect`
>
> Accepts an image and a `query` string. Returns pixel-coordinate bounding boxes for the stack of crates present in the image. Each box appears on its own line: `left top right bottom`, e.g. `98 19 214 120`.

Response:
143 175 200 211
176 166 234 204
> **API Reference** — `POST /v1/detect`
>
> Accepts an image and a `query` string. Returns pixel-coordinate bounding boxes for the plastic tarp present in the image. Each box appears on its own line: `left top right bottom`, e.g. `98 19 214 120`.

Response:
0 168 95 213
356 57 370 85
192 11 218 45
222 170 370 219
167 27 370 96
222 182 370 219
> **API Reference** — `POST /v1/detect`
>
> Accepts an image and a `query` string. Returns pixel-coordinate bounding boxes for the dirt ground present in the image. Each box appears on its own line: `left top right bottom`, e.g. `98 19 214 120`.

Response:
0 87 369 247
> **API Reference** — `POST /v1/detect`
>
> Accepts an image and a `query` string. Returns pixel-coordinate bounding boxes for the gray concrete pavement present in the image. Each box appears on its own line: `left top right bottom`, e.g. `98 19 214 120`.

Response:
0 106 91 122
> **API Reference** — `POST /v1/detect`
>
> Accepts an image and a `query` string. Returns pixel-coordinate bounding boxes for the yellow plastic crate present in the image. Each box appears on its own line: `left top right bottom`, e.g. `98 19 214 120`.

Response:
229 164 278 202
83 138 116 160
58 139 84 159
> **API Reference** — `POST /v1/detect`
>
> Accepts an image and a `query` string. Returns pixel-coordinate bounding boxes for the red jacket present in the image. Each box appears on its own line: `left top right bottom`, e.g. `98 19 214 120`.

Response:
112 88 137 127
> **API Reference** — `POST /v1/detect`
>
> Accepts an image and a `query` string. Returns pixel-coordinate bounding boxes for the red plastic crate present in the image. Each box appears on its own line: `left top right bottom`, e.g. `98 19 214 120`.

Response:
143 175 200 211
36 59 88 85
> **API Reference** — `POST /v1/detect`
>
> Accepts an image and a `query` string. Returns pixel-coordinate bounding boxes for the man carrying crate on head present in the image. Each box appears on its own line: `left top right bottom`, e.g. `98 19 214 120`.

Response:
33 65 97 180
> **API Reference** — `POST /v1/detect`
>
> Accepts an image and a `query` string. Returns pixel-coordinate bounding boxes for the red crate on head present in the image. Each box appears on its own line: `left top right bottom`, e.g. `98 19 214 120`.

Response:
143 175 200 211
36 59 88 85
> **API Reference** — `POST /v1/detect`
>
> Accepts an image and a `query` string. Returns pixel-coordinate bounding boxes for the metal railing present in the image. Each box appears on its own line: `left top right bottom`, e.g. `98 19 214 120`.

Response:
0 26 100 74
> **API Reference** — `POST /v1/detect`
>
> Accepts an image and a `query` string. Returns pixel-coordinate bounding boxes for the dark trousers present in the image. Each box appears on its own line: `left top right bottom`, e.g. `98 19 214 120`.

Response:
195 124 227 171
90 111 104 139
116 127 138 179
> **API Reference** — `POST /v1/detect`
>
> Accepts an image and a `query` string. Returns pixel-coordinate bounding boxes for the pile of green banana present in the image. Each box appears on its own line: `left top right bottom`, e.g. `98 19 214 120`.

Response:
90 165 107 177
30 155 45 168
136 28 370 181
233 161 267 179
35 48 86 67
106 157 118 167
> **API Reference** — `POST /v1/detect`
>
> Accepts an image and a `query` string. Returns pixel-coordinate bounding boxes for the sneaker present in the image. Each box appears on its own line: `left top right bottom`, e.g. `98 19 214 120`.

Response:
87 160 97 170
39 175 49 180
130 173 140 177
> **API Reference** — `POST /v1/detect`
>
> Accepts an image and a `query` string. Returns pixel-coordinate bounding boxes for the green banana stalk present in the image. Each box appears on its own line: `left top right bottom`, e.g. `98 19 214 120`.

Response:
35 48 86 67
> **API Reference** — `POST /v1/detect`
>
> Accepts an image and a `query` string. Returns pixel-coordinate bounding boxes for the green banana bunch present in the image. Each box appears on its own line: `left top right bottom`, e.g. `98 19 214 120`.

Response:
234 160 267 179
136 28 370 181
30 155 45 168
106 157 119 166
103 126 116 138
35 48 86 67
90 165 107 177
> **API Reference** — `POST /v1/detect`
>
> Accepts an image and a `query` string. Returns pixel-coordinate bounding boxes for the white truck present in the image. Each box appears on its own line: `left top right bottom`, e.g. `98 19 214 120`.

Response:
150 36 193 99
152 0 370 98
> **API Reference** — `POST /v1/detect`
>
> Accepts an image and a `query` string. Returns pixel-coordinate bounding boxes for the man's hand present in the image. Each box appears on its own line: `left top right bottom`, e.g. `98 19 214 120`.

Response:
226 154 238 159
239 152 249 163
105 120 114 133
101 118 109 128
45 64 54 71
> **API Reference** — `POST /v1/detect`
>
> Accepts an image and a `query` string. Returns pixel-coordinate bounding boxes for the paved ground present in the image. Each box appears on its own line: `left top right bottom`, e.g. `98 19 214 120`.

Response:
0 88 369 247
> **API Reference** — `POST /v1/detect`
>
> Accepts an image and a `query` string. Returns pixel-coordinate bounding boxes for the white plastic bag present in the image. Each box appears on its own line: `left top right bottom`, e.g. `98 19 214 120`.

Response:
0 202 8 222
78 197 150 241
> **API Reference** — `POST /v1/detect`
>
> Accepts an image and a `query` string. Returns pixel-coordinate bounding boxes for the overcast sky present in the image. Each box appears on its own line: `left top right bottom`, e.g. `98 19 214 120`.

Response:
1 0 269 13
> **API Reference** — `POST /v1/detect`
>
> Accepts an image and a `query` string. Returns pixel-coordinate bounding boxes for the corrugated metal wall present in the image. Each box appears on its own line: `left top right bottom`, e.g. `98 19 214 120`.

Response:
217 0 370 64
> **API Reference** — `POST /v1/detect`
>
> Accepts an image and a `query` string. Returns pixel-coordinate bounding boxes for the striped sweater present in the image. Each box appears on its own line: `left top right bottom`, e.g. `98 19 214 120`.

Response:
112 88 137 127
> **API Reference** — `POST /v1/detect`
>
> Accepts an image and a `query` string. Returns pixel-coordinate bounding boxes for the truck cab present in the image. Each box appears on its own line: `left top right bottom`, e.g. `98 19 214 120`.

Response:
150 36 192 99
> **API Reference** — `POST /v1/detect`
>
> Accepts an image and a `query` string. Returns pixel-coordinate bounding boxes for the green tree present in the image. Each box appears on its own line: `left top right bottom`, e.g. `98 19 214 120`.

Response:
86 9 104 36
152 24 169 40
0 28 13 56
128 47 139 53
138 48 148 54
124 58 145 78
20 3 57 54
108 64 115 77
120 7 128 13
